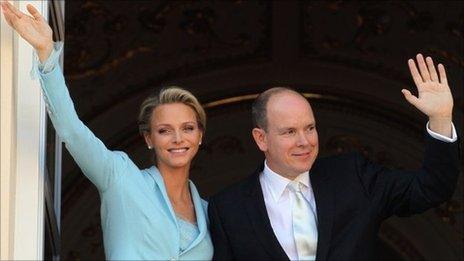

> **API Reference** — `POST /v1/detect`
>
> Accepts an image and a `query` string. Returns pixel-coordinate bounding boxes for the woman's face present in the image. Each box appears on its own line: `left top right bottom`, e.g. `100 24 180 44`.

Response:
144 103 203 171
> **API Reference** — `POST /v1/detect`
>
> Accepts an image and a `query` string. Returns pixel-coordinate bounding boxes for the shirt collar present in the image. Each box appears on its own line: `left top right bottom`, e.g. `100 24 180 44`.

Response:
262 160 310 202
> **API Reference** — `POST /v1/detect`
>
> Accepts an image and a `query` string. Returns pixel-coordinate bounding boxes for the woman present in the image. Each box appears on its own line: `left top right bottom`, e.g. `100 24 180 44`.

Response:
1 1 213 260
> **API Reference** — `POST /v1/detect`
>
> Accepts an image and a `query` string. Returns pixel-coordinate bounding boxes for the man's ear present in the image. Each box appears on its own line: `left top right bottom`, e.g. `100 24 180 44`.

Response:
252 127 267 152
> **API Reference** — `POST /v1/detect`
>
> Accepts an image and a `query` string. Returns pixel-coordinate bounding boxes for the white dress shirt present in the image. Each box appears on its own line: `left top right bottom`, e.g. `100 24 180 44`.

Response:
259 161 317 260
259 123 457 260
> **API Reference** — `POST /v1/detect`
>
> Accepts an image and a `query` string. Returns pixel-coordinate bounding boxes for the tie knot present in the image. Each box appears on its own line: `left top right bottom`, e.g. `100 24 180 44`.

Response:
288 180 302 193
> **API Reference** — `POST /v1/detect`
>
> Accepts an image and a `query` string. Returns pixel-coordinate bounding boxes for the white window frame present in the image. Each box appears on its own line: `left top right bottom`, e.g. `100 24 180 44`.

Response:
0 1 49 260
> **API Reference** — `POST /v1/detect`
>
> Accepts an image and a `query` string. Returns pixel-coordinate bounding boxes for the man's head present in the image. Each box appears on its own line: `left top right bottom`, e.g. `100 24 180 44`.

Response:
252 87 319 179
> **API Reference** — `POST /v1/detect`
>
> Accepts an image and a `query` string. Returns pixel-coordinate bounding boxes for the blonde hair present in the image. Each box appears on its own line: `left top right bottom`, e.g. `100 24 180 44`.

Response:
138 87 206 135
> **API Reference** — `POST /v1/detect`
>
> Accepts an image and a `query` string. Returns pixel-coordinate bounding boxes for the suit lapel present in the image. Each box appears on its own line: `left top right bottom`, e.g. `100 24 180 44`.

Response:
244 168 289 260
310 161 334 261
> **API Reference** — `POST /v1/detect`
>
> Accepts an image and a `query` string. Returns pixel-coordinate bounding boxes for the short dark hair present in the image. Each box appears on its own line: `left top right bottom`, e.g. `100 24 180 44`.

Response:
251 87 305 130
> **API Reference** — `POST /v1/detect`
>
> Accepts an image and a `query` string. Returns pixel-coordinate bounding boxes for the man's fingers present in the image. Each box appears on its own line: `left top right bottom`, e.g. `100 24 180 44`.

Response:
426 56 439 82
26 4 43 21
401 89 419 107
438 64 448 86
408 59 423 87
416 54 431 82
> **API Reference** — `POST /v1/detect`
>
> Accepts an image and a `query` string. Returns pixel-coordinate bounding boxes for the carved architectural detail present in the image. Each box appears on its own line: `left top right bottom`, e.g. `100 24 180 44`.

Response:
64 1 271 122
301 1 464 84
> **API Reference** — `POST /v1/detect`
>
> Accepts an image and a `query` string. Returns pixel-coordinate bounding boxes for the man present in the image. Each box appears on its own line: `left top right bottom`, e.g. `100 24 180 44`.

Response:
208 54 460 260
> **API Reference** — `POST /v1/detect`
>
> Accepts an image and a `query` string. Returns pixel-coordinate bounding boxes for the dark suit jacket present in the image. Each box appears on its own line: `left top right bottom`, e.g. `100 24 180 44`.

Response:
208 134 460 260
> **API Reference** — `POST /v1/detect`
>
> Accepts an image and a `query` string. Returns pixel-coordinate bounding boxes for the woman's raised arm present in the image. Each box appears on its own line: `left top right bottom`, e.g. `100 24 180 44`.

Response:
1 1 128 191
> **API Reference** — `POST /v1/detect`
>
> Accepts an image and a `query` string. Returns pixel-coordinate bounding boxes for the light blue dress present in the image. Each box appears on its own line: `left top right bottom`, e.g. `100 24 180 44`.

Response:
34 43 213 260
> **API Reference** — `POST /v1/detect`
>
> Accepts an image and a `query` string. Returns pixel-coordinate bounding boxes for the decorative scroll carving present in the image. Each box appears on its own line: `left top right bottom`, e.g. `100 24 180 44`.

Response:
65 1 271 80
301 1 464 83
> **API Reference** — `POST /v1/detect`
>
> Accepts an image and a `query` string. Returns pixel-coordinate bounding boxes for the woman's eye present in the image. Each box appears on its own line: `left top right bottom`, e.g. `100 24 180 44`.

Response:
158 129 170 134
184 125 195 132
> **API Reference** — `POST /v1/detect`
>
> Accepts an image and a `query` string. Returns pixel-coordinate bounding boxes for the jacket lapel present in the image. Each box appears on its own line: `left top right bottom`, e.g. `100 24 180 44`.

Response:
310 161 334 261
148 166 178 223
244 167 289 260
149 167 208 254
181 181 207 254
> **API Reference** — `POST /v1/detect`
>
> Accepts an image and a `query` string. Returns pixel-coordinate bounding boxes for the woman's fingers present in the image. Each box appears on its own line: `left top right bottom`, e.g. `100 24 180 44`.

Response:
3 14 14 27
1 3 16 27
4 1 23 19
0 1 6 13
26 4 43 22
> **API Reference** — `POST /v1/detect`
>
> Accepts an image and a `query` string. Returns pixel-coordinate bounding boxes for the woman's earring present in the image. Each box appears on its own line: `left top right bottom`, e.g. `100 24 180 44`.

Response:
148 145 152 150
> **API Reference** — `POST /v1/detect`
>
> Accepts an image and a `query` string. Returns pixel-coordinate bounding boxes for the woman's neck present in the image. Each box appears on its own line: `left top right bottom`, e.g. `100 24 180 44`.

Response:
158 165 191 202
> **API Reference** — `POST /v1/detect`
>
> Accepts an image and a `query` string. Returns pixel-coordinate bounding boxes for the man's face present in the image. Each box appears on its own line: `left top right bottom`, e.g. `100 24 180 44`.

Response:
252 92 319 179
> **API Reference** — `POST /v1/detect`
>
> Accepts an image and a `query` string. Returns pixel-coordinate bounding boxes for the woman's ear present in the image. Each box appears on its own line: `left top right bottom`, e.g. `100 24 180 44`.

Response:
143 132 152 149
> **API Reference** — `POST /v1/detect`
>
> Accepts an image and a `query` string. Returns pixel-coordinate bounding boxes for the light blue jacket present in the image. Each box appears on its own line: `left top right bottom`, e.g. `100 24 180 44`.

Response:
36 46 213 260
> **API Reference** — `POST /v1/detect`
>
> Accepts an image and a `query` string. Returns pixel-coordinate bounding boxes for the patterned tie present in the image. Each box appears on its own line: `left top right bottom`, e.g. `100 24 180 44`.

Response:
288 180 318 260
